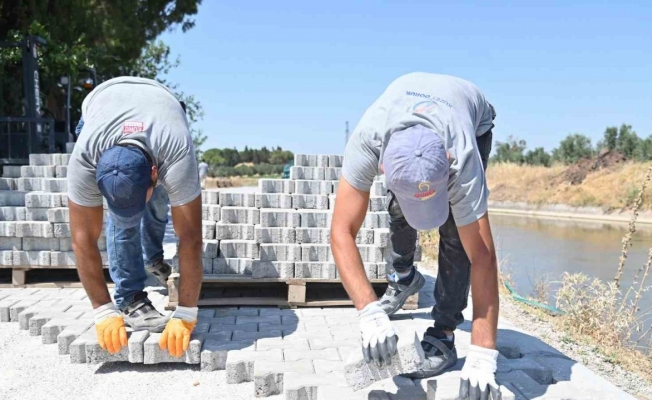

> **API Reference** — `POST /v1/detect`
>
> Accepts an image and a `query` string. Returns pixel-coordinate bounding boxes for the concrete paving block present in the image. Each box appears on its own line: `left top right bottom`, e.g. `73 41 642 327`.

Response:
364 263 378 279
29 153 59 166
126 329 150 363
216 222 255 240
0 237 22 251
144 332 203 364
496 356 554 385
295 228 329 244
202 190 219 204
0 299 20 321
309 338 361 350
284 348 340 362
329 155 343 168
13 250 50 266
12 221 52 238
291 166 325 181
21 166 55 178
332 180 339 195
46 208 68 223
496 343 521 359
255 226 296 244
212 257 250 274
259 178 295 194
292 194 329 210
25 192 62 208
30 311 84 336
253 359 315 397
16 177 43 191
18 302 70 330
369 196 388 212
52 222 70 238
358 245 384 263
232 329 283 341
373 229 390 247
220 206 260 225
200 339 256 371
284 372 349 400
252 261 295 278
25 207 50 221
0 207 23 222
202 204 221 221
299 210 332 228
2 165 22 178
202 257 213 274
294 262 337 279
0 190 27 206
41 318 93 344
226 349 284 384
55 166 67 178
301 244 333 262
202 239 219 258
219 192 256 207
363 212 390 229
257 337 310 351
372 180 387 196
294 154 329 168
344 332 425 391
260 209 300 228
0 250 14 265
50 251 76 267
316 386 392 400
324 167 342 181
8 299 42 321
294 180 332 195
219 240 259 259
256 193 292 209
43 178 67 193
85 329 150 364
259 243 301 261
202 220 216 239
0 177 16 190
69 328 95 363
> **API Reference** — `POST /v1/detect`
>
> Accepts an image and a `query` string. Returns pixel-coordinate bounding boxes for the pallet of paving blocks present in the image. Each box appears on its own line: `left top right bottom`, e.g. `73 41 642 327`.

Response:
166 153 421 310
1 154 110 286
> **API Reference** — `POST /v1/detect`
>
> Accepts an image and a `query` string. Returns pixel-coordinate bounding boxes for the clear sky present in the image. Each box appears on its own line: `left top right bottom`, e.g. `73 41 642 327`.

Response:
160 0 651 156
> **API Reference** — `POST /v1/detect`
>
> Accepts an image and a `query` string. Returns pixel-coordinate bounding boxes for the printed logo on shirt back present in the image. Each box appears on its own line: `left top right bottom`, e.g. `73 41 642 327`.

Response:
123 121 144 134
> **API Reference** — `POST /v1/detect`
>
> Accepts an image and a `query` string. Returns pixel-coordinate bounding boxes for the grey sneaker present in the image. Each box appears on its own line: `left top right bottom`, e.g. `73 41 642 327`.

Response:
404 327 458 379
379 268 425 316
146 258 172 286
121 297 169 333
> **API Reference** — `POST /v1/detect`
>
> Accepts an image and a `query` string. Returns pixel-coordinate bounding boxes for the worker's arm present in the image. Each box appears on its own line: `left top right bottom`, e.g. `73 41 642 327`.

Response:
330 176 375 309
69 200 109 308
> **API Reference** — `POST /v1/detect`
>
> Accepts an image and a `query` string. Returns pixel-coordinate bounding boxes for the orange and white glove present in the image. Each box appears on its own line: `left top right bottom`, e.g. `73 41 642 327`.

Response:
93 303 128 354
159 306 198 358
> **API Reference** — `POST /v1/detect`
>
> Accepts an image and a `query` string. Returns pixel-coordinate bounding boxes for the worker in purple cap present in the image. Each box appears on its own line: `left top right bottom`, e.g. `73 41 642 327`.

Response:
67 77 203 359
331 73 502 399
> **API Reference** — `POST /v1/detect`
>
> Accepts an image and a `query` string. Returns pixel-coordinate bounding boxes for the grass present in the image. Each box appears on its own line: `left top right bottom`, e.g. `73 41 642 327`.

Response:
486 161 652 211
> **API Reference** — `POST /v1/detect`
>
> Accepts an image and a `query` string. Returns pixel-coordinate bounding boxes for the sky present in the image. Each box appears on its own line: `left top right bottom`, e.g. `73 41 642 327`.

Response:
160 0 652 156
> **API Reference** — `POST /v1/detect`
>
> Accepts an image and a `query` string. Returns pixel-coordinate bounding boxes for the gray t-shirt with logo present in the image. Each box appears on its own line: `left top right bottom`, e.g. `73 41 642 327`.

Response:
342 72 495 227
67 76 201 208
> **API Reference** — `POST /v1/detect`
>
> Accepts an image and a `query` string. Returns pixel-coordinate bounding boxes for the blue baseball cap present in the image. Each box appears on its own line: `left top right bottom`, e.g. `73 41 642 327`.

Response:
96 145 152 228
383 125 450 230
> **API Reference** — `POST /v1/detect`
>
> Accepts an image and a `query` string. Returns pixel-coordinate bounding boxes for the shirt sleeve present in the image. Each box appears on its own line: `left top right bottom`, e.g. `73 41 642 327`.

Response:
341 128 381 192
448 146 489 227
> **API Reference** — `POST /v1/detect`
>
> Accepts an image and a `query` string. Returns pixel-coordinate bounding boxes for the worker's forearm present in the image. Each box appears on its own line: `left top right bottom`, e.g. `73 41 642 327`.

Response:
177 236 203 308
73 243 111 309
470 257 499 349
331 233 377 310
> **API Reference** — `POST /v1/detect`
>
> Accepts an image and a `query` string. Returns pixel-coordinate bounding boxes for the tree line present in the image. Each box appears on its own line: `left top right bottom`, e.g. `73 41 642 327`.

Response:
490 124 652 166
202 146 294 177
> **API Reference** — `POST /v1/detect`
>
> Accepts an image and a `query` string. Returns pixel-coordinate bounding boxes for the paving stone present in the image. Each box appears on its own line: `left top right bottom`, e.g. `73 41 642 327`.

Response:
219 192 256 207
255 226 296 244
497 342 521 359
213 257 253 275
219 240 259 259
260 209 300 228
259 244 301 261
0 237 21 251
344 332 425 391
202 220 216 239
25 207 50 221
202 239 219 258
18 302 70 330
292 194 329 210
324 167 342 181
0 298 21 321
202 257 213 274
15 221 54 237
0 207 25 222
21 166 55 178
301 244 333 262
236 315 281 325
295 228 329 244
328 155 343 168
22 238 59 251
210 322 258 334
373 228 390 247
220 206 260 225
358 245 384 263
309 338 361 350
257 337 310 351
294 262 337 279
202 204 222 221
0 250 13 265
299 210 331 228
13 250 50 266
0 177 16 190
283 372 349 400
368 196 388 212
284 348 340 362
85 330 150 364
364 212 390 229
2 165 22 178
202 190 219 204
216 223 255 240
29 153 61 166
494 370 544 400
496 356 554 385
200 339 256 371
56 166 67 178
252 261 295 278
316 385 391 400
16 177 42 191
372 180 387 196
259 179 295 194
41 318 93 344
226 349 284 383
356 228 375 244
290 166 325 181
253 359 315 397
69 329 96 363
8 298 46 321
143 332 203 364
42 178 67 193
46 208 68 223
294 180 332 195
294 154 329 168
25 192 63 208
29 310 84 336
198 316 237 325
256 193 292 209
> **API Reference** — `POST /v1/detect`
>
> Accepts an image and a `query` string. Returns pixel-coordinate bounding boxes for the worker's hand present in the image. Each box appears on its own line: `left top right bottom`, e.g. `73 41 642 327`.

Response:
358 301 398 367
93 302 128 354
459 344 502 400
159 306 198 358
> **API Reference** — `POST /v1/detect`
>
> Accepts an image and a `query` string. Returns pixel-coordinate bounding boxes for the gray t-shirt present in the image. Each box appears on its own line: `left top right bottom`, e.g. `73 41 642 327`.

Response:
342 72 494 227
67 76 201 208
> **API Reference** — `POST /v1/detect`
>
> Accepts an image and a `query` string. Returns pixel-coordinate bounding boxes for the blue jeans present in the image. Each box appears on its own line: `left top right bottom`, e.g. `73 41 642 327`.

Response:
385 129 493 330
106 185 170 309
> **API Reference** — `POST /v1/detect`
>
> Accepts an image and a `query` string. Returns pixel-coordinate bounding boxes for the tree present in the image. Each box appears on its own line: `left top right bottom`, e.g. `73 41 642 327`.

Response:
524 147 552 167
552 134 594 164
490 136 527 164
633 136 652 161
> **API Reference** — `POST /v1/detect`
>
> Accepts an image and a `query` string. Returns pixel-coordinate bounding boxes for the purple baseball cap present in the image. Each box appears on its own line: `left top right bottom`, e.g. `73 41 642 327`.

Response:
383 125 450 230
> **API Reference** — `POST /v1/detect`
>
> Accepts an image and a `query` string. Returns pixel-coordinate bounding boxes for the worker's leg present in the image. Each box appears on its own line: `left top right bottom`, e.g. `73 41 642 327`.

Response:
141 185 172 285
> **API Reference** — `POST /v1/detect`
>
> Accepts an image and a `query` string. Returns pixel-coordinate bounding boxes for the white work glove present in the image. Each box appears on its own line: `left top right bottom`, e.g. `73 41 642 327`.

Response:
459 344 502 400
358 301 398 366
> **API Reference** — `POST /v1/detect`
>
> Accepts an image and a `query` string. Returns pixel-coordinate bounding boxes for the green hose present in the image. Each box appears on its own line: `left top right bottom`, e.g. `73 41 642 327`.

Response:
503 281 565 315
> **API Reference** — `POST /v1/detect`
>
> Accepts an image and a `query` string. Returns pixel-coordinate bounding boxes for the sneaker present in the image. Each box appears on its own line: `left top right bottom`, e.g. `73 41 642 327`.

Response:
121 296 169 333
404 327 458 379
379 268 425 316
146 258 172 287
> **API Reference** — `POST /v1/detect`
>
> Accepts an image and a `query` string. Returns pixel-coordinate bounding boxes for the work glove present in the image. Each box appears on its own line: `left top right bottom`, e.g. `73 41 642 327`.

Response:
159 305 198 358
94 302 128 355
459 344 502 400
358 301 398 366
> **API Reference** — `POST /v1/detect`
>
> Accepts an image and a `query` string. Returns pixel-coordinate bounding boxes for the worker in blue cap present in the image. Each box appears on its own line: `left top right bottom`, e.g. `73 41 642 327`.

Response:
67 77 203 358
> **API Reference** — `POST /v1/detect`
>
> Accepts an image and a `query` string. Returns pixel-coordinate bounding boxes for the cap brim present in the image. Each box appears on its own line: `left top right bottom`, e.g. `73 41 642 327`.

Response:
394 190 449 231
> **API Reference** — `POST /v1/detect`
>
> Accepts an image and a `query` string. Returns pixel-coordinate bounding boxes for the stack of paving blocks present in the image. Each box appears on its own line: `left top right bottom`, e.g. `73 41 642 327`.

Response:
1 153 109 283
196 153 420 280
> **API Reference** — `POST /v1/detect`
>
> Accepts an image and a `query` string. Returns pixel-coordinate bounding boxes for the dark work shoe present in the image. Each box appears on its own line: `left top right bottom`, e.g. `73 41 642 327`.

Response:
121 297 169 333
379 268 425 316
404 327 457 379
146 258 172 287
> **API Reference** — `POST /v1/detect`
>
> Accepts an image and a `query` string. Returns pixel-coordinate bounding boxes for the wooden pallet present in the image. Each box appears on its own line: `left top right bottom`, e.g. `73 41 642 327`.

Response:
0 267 112 288
166 273 419 310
